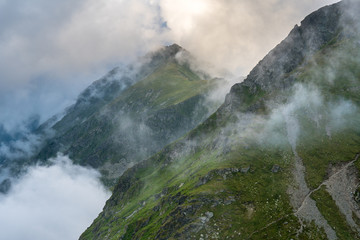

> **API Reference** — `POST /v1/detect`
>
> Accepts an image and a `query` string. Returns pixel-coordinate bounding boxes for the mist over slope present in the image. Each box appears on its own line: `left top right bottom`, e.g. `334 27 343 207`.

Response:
0 44 225 189
0 43 226 239
80 1 360 239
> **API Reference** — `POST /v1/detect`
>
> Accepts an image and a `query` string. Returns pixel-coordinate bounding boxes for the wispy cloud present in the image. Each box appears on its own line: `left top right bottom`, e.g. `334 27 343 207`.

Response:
0 0 339 132
0 154 110 240
160 0 340 75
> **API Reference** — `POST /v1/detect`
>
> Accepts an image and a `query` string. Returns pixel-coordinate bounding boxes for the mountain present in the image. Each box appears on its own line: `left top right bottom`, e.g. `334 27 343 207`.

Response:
1 44 221 187
80 1 360 239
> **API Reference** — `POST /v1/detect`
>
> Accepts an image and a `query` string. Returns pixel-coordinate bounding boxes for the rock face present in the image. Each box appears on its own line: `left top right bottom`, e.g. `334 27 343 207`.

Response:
224 2 343 111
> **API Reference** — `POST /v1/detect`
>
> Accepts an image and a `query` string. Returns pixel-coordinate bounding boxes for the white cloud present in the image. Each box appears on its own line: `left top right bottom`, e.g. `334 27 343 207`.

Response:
160 0 340 75
0 0 340 132
0 155 110 240
0 0 168 132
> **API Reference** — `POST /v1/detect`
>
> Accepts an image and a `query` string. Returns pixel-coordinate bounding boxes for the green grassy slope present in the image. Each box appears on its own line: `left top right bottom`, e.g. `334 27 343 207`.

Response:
111 61 210 112
36 55 218 185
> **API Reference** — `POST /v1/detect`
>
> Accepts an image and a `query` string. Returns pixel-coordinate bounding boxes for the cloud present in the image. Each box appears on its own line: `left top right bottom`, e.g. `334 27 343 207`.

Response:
160 0 340 76
0 154 110 240
0 0 340 132
0 0 167 132
267 85 323 149
236 82 359 151
0 132 42 160
0 0 166 88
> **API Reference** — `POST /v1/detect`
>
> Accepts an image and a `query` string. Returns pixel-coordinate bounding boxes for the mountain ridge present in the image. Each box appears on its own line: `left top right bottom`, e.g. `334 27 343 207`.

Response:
0 43 221 188
224 1 343 113
80 1 360 239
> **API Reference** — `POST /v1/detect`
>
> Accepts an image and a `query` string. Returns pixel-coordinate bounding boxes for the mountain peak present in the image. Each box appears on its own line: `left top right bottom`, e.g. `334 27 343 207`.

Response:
223 1 344 111
144 43 183 63
165 43 182 53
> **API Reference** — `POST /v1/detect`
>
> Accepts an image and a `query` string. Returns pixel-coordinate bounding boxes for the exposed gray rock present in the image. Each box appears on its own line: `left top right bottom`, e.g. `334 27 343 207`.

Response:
199 212 213 224
223 2 343 112
241 166 250 173
196 168 240 187
325 161 360 233
224 196 236 205
271 165 280 173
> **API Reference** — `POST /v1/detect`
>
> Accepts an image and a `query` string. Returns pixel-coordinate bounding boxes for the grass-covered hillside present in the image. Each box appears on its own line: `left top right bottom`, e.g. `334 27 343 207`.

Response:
33 44 219 186
81 2 360 239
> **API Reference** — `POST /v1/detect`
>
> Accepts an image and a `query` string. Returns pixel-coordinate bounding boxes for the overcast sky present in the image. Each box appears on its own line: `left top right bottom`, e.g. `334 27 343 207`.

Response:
0 0 339 131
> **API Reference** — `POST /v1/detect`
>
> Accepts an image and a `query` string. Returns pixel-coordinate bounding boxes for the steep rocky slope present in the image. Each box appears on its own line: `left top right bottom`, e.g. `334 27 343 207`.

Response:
81 1 360 239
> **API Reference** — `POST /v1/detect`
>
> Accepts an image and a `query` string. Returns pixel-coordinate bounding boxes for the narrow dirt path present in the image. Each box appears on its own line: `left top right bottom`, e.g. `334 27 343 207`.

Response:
295 154 359 215
290 152 337 240
292 153 360 240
